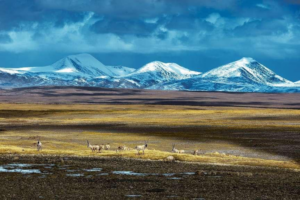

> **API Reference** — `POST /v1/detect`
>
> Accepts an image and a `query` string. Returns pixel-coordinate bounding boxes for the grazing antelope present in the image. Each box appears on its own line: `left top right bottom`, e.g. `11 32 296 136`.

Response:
100 144 105 151
104 143 110 150
37 138 42 151
135 141 148 155
193 150 199 156
116 145 129 152
172 144 184 154
87 140 100 152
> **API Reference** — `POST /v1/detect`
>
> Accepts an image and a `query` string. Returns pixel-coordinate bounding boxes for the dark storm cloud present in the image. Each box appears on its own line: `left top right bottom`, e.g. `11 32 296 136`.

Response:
0 0 86 31
0 0 297 38
285 0 300 4
164 14 214 31
36 0 238 19
0 0 41 30
90 18 159 37
0 0 300 79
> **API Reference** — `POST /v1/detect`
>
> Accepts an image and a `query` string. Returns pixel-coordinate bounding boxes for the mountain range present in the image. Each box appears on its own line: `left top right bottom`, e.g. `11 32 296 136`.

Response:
0 54 299 93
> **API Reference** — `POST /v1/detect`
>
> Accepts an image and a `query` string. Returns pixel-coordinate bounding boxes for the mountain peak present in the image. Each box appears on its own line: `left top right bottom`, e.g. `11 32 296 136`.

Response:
57 53 105 69
137 61 165 72
47 53 111 77
202 57 292 86
66 53 96 61
28 53 134 78
136 61 201 76
123 61 201 88
239 57 256 63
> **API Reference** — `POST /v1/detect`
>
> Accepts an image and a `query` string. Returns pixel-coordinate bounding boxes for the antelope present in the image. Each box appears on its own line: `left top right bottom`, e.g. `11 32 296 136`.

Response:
116 145 129 152
193 150 199 155
37 138 42 151
135 141 148 155
104 143 110 150
87 140 101 152
172 144 184 154
100 144 105 151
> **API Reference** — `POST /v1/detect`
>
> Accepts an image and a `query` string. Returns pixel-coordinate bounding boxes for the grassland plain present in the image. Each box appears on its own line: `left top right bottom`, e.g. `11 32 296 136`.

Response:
0 103 299 169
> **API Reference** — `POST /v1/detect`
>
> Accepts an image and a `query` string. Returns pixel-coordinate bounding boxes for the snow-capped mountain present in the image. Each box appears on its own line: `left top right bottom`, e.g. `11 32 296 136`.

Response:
0 54 137 88
122 61 201 88
202 57 293 86
151 58 299 93
0 54 135 79
0 55 299 93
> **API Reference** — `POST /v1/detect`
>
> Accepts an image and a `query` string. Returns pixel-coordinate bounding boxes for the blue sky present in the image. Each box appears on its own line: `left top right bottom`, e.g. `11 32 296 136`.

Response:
0 0 299 80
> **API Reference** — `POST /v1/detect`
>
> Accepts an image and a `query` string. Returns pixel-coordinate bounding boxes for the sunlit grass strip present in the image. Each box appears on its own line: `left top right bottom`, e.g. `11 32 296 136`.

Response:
0 146 298 170
0 103 299 170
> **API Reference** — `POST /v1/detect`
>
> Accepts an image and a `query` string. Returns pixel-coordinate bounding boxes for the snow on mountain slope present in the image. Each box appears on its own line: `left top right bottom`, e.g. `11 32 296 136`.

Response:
0 54 135 79
0 67 32 74
136 61 200 76
0 55 299 93
150 57 299 93
150 77 259 92
108 66 136 76
0 54 137 88
123 61 201 88
0 70 50 88
202 57 293 86
150 75 300 93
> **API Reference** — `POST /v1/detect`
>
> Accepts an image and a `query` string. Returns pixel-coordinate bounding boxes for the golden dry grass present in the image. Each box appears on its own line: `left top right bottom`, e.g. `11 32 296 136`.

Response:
0 103 299 169
0 145 298 170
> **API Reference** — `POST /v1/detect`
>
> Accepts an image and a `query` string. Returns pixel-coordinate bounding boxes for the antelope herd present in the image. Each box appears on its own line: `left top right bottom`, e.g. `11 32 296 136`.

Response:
36 138 200 156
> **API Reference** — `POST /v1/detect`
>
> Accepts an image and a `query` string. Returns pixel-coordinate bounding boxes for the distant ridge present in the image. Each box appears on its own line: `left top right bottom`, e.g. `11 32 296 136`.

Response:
122 61 201 88
150 58 299 93
0 54 299 93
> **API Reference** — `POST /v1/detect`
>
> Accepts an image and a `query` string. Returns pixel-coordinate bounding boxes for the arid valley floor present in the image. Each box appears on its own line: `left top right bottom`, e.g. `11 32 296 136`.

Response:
0 87 299 199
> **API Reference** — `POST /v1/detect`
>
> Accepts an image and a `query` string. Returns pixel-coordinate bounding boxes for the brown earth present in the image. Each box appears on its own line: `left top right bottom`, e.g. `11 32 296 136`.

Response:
0 86 300 109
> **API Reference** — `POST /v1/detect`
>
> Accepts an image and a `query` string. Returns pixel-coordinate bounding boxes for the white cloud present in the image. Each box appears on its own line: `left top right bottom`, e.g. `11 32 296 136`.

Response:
144 18 159 24
205 13 253 29
205 13 222 25
0 31 38 53
256 4 270 10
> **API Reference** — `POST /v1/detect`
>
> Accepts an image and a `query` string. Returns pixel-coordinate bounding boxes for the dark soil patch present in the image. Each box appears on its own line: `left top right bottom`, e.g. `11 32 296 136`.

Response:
0 156 299 199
